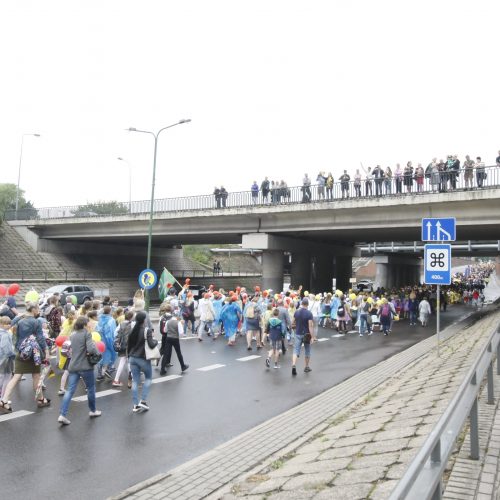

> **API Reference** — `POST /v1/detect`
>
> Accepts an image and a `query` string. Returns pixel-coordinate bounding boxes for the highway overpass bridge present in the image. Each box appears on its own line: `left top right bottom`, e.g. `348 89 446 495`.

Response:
9 186 500 292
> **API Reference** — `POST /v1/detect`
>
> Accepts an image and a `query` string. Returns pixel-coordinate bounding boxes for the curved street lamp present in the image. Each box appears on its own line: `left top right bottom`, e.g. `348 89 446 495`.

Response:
117 157 132 211
128 119 191 309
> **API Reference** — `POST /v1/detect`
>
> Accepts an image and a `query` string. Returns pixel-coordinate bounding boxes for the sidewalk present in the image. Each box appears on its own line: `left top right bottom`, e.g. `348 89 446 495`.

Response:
110 304 499 500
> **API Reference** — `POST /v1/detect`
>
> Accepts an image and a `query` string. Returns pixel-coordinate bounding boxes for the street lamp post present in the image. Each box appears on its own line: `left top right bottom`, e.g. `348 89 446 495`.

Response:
128 119 191 310
16 133 41 215
117 157 132 212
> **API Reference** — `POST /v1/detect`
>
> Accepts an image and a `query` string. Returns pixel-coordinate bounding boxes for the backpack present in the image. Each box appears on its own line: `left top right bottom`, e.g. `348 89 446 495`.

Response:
245 305 255 319
61 339 72 358
337 305 345 317
363 302 370 313
380 304 391 317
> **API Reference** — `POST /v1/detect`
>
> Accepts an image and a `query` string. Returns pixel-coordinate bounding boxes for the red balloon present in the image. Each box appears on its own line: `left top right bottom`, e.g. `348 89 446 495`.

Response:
0 285 7 297
8 283 20 296
55 335 66 347
96 341 106 353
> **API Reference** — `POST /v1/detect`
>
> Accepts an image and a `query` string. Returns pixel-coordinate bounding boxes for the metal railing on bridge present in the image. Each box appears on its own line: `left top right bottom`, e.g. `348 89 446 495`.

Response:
0 269 262 282
4 165 500 221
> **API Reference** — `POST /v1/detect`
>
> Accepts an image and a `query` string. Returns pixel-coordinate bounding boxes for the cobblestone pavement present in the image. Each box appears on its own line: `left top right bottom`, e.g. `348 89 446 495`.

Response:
443 346 500 499
206 311 500 500
109 306 500 500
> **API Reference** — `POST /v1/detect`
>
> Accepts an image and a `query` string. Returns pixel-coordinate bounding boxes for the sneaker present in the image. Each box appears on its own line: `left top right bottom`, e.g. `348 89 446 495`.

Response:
292 365 297 376
198 338 203 342
58 415 71 425
139 401 150 411
265 357 271 368
96 376 104 382
368 331 373 336
304 366 312 373
247 346 252 351
103 369 114 379
58 389 65 396
166 363 174 367
159 371 167 376
384 332 388 336
274 364 280 369
89 410 102 418
132 405 142 413
112 381 123 387
359 333 363 337
181 364 189 373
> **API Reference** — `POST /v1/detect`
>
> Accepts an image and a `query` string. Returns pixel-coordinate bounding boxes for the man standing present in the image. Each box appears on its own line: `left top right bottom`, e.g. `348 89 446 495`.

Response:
339 170 351 199
475 157 485 188
261 177 270 203
213 187 221 208
292 298 314 375
302 174 312 202
251 181 259 204
372 165 384 197
159 305 189 375
220 186 228 207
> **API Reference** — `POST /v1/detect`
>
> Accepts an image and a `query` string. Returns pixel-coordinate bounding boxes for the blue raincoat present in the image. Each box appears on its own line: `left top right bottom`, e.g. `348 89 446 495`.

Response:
97 314 117 366
219 302 242 339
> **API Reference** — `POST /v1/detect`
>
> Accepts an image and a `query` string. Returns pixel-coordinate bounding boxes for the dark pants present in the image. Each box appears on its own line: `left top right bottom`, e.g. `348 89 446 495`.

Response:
161 337 186 371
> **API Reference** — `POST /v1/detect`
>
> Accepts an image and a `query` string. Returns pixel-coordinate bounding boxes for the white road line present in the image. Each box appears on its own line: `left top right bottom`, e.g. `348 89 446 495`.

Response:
331 334 346 338
0 410 34 422
236 355 261 362
196 363 226 372
180 336 199 341
152 375 182 384
316 338 329 342
72 389 120 402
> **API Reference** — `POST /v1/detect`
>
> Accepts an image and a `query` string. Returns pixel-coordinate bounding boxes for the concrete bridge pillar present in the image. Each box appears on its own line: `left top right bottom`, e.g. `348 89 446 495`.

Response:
374 255 421 290
333 255 352 293
291 252 311 291
261 250 285 293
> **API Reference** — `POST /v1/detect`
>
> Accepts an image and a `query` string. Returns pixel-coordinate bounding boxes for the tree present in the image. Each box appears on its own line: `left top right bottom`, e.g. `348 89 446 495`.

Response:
71 200 130 217
0 183 34 219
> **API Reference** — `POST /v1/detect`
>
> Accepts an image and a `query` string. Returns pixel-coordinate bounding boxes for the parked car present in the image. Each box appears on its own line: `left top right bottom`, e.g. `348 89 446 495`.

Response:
353 279 374 292
39 284 94 307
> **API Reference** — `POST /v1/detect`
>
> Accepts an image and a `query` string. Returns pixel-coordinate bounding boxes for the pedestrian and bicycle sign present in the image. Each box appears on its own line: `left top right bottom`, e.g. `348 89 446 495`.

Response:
138 268 158 290
424 244 451 285
421 218 456 241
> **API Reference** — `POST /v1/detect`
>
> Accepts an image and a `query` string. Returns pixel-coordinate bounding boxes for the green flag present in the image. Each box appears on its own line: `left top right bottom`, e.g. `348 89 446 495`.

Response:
158 267 179 302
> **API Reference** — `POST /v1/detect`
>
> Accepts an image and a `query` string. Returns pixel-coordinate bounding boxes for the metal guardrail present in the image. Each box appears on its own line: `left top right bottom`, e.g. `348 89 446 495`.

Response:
389 319 500 500
0 269 262 282
4 165 500 221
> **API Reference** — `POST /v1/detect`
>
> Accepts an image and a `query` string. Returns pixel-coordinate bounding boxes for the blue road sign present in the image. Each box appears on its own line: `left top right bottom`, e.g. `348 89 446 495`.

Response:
424 244 451 285
421 217 456 241
138 268 158 290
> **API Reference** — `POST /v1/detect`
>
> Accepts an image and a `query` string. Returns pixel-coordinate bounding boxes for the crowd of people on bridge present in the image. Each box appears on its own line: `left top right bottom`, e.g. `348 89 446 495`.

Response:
0 261 494 421
212 151 500 207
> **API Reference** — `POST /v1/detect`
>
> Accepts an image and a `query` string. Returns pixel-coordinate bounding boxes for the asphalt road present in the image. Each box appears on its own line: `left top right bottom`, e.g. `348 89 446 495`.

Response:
0 304 473 500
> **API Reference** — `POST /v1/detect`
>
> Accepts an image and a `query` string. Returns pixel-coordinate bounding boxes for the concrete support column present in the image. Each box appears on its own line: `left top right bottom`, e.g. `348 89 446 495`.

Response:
291 252 311 291
375 262 389 290
333 255 352 293
313 252 335 293
262 250 284 293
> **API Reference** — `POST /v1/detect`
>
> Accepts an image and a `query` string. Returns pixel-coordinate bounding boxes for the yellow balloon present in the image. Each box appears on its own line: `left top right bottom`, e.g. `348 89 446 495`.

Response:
376 300 382 306
25 289 40 304
304 291 309 297
349 293 356 301
367 297 374 304
91 332 101 342
335 290 343 297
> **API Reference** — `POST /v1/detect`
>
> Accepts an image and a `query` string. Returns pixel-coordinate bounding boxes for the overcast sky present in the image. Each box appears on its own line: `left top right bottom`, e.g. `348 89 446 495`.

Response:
2 0 499 209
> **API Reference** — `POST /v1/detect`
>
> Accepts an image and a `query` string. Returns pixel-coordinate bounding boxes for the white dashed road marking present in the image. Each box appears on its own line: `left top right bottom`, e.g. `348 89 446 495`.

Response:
72 389 120 402
316 338 329 342
197 364 226 372
0 410 34 422
152 375 182 384
236 355 261 362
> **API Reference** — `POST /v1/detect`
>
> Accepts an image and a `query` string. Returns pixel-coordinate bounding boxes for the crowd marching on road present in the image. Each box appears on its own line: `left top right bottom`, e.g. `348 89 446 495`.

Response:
0 262 495 424
212 151 500 208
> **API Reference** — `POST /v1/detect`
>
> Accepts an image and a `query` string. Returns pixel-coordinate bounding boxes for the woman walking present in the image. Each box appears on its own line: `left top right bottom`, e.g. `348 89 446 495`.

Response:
219 296 242 346
265 308 285 369
127 311 158 413
0 304 50 412
57 316 101 425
